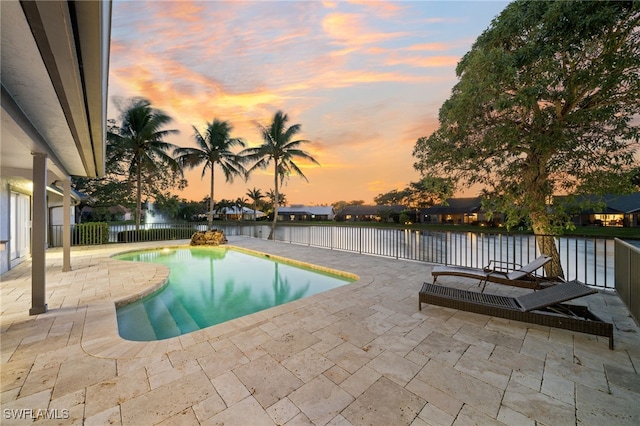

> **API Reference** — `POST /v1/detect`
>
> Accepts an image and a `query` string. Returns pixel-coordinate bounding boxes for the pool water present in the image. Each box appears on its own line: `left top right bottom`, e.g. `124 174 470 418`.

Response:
114 247 355 341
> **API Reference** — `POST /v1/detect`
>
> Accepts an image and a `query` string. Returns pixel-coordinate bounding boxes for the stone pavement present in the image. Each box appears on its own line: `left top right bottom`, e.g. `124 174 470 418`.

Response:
1 236 639 425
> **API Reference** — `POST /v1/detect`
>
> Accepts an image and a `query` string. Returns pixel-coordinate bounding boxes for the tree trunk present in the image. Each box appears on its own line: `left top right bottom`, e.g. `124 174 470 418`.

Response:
136 161 142 231
522 153 564 279
530 213 565 280
269 159 279 240
208 168 215 230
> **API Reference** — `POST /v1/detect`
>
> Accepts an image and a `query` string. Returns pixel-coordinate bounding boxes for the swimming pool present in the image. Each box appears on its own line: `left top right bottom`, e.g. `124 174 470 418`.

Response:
114 246 356 341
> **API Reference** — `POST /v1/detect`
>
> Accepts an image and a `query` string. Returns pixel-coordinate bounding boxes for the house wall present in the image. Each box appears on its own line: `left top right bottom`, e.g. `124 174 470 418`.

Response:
0 177 33 274
278 213 331 222
0 179 10 274
625 213 639 227
49 205 76 226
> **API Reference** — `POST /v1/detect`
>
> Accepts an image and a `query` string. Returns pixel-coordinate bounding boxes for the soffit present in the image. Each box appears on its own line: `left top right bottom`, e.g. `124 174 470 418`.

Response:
1 0 108 179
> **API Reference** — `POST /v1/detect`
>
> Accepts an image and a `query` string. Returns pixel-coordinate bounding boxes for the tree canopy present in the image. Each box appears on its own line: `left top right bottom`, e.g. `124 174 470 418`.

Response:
412 0 640 277
375 177 454 209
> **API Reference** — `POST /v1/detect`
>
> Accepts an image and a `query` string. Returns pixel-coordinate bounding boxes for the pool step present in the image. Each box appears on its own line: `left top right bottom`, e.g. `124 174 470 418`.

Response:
164 296 200 335
116 302 158 341
143 290 181 340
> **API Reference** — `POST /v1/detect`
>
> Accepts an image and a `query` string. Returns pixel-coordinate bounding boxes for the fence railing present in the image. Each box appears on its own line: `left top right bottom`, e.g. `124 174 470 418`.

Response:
50 222 619 288
226 224 615 288
614 238 640 324
49 222 211 246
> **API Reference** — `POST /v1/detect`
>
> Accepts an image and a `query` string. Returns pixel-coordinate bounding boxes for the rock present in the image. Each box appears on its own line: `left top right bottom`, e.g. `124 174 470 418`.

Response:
190 230 228 246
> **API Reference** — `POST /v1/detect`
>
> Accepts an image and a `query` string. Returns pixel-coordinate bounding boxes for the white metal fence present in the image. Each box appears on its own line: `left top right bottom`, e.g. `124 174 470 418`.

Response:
50 222 623 288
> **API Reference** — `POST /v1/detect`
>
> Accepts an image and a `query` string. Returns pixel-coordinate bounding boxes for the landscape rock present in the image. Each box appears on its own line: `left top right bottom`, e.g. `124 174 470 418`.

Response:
190 230 228 246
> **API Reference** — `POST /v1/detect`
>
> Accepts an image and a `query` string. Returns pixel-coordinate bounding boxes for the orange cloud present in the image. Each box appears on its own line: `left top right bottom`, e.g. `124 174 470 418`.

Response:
322 12 407 47
153 0 206 23
385 55 460 68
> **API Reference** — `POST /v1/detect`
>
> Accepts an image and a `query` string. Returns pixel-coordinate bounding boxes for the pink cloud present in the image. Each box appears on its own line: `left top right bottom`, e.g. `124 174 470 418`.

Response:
404 42 451 52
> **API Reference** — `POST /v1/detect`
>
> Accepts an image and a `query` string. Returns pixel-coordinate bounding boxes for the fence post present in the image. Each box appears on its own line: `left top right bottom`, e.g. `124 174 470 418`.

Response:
330 226 333 250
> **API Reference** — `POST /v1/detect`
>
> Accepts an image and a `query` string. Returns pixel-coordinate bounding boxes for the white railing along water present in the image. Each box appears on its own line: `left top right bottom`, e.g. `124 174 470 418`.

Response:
50 222 621 288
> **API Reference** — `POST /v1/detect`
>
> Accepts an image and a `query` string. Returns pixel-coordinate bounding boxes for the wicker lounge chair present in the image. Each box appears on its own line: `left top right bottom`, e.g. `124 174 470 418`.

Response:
418 280 614 349
431 255 554 291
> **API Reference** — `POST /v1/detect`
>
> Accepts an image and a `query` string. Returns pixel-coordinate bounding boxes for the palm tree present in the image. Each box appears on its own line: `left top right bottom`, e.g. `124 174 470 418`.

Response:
234 197 248 221
246 188 264 221
108 98 180 230
265 189 287 209
242 111 319 239
214 199 234 221
174 119 246 229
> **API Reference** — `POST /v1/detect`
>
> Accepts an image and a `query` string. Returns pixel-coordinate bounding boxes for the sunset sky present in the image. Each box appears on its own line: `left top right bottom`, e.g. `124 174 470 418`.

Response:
108 0 509 205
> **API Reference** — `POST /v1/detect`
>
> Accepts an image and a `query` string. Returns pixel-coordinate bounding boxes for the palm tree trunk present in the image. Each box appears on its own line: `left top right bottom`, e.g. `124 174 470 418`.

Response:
208 168 215 230
136 161 142 231
269 159 279 240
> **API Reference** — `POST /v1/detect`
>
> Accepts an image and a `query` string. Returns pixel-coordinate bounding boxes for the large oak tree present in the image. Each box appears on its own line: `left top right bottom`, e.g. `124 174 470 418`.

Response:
413 1 640 278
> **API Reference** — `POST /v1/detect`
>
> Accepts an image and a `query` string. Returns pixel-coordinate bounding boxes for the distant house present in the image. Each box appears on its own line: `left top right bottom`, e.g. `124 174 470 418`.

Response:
558 193 640 228
215 206 266 221
277 205 335 221
335 205 406 222
419 197 500 225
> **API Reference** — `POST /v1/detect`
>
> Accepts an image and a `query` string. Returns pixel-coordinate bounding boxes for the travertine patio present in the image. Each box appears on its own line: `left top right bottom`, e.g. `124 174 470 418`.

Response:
1 236 639 425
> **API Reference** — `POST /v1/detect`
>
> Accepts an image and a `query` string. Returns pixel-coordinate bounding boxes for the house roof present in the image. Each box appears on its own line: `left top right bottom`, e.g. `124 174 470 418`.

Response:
278 205 334 216
420 197 483 215
340 205 406 215
219 206 266 216
556 193 640 214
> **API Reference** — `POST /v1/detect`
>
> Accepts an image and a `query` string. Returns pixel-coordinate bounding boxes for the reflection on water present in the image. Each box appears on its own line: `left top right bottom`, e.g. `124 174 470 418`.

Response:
115 247 353 341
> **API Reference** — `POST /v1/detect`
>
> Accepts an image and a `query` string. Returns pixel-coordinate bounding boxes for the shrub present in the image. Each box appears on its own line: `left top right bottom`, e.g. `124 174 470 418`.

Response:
116 227 196 243
73 222 109 245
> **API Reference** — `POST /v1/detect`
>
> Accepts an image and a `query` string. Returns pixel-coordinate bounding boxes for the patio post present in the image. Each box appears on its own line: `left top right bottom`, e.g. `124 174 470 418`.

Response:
62 177 71 272
30 152 48 315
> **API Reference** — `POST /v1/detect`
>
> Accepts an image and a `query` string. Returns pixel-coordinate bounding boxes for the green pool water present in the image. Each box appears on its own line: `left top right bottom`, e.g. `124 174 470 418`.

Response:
114 247 355 341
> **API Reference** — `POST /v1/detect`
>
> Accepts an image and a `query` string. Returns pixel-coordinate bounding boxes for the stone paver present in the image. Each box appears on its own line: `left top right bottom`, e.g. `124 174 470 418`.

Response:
1 237 639 425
